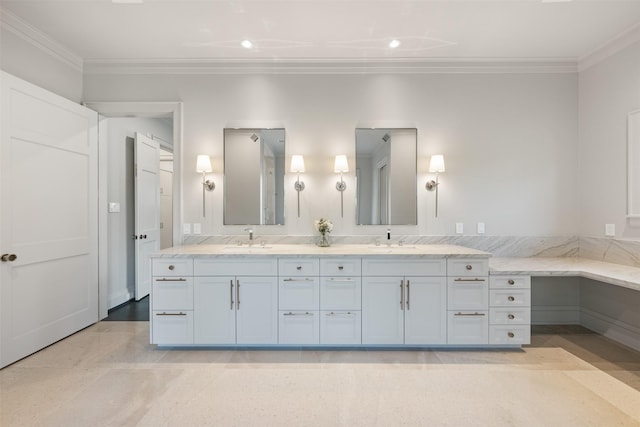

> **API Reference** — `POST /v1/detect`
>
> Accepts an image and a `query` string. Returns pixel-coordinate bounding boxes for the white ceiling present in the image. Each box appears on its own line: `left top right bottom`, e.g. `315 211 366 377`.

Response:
1 0 640 66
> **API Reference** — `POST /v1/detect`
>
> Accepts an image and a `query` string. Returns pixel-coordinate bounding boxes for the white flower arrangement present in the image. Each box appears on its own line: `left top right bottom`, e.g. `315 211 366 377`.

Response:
314 218 333 235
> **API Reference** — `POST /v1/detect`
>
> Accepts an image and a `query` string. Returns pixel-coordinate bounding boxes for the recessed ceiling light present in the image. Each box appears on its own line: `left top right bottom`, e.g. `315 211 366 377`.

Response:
389 39 401 49
241 40 253 49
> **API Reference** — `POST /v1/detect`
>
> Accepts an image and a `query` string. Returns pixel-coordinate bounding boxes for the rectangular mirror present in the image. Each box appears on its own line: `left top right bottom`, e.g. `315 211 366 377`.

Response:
224 128 285 225
355 128 417 225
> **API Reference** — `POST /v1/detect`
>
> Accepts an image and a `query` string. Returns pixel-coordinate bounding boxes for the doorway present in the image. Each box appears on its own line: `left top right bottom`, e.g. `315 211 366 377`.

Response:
85 101 183 319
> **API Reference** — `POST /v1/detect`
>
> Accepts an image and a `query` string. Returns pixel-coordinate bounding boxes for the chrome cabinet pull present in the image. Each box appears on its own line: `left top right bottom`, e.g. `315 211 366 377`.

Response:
400 280 404 311
1 254 17 262
338 265 344 270
230 280 234 310
283 312 314 316
507 279 515 285
406 280 410 310
454 278 485 282
283 278 314 282
508 314 515 320
155 278 187 282
155 312 187 316
168 265 175 271
296 265 302 270
236 280 240 310
328 278 354 282
326 311 354 317
454 312 486 316
508 332 515 338
508 296 515 302
465 265 473 270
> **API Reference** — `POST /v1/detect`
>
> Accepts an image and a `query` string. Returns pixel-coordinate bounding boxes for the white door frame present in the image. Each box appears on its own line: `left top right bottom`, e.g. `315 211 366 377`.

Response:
84 101 183 319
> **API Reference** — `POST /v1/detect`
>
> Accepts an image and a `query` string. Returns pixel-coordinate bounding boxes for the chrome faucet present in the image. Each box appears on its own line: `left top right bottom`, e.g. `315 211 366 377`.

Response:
386 228 391 246
244 227 254 245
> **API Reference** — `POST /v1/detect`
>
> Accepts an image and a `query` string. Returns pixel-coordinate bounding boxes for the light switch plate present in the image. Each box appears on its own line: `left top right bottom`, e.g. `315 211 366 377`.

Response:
108 202 120 213
183 223 191 234
455 223 464 234
605 224 615 237
193 223 202 234
477 222 485 234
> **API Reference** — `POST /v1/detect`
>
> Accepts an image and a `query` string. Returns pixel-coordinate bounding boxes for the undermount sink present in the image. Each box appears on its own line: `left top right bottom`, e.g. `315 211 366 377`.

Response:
222 245 273 252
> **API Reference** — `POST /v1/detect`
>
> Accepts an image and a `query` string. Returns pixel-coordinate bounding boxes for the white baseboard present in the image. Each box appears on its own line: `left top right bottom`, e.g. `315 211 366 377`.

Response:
581 308 640 352
532 305 580 325
108 290 133 310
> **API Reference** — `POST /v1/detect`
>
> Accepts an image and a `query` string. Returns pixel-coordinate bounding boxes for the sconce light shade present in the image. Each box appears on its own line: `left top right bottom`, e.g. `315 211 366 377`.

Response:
290 155 305 173
334 155 349 173
196 154 213 173
429 154 445 173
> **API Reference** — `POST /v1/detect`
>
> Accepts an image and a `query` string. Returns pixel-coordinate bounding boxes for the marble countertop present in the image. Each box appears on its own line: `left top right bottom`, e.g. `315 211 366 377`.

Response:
153 244 491 258
490 257 640 291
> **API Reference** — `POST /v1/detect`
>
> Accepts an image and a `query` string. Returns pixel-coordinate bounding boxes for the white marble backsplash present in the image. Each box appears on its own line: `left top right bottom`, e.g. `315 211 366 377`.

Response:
579 237 640 268
183 235 580 258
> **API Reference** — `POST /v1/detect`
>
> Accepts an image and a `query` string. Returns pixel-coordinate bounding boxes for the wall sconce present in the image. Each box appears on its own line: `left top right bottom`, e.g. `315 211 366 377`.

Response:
290 155 305 218
426 154 445 217
196 154 215 217
334 155 349 218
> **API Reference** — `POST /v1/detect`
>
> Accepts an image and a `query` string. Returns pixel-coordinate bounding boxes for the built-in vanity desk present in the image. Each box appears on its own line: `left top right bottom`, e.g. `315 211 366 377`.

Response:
150 245 533 348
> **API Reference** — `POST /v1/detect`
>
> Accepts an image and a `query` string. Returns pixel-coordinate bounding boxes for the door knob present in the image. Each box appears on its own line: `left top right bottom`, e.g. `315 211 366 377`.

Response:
1 254 17 262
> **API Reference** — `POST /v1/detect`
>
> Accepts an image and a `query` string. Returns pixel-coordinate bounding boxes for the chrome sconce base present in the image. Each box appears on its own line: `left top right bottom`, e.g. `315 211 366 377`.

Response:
336 179 346 217
426 175 440 218
203 180 215 191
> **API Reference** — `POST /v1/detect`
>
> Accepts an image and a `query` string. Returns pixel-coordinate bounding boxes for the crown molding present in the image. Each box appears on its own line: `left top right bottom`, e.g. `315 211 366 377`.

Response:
579 23 640 72
0 8 83 72
84 57 578 75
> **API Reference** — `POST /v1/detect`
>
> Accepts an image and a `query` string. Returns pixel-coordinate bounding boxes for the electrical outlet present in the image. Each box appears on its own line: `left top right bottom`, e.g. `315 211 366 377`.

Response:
455 223 464 234
193 223 202 234
183 223 191 234
605 224 615 237
108 202 120 213
477 222 485 234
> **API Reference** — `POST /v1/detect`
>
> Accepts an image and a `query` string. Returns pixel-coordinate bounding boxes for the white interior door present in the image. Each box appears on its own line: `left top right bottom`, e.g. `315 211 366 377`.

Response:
0 72 99 368
134 132 160 300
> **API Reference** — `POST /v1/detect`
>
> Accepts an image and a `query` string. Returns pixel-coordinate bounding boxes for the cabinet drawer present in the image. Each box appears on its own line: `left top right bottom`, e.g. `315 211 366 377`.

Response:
447 278 488 310
447 258 489 277
278 311 320 344
489 325 531 345
152 277 194 310
152 310 194 345
447 311 489 345
489 289 530 307
489 307 531 325
194 258 277 276
320 311 362 345
279 277 320 310
320 258 361 276
279 258 320 276
320 277 362 310
152 258 193 277
490 275 531 289
362 258 446 276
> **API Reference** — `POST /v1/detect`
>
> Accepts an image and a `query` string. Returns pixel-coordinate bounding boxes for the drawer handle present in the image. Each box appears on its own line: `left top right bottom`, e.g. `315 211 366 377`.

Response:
465 265 473 270
155 312 187 316
508 314 515 320
508 279 515 285
338 266 344 270
296 266 302 270
328 278 354 282
283 312 314 316
508 332 515 338
326 311 354 316
454 312 485 316
508 296 515 302
168 265 175 271
283 278 314 282
155 278 187 282
454 278 486 282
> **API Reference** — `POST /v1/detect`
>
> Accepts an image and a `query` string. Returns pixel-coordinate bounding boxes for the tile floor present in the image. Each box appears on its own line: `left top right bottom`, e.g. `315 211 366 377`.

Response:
1 323 639 426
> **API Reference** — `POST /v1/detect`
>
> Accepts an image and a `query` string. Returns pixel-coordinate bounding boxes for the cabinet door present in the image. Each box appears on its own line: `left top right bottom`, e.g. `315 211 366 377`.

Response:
236 276 278 344
194 276 236 344
404 277 447 345
362 277 404 344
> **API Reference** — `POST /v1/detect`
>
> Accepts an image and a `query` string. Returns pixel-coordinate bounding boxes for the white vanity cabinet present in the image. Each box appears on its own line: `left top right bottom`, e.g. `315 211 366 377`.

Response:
489 275 531 345
151 258 194 345
194 258 278 345
447 258 489 345
278 258 320 344
319 258 362 345
362 258 447 345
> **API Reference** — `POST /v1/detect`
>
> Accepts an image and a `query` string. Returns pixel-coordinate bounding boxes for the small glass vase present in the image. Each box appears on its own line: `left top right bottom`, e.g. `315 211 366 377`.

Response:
317 233 330 247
